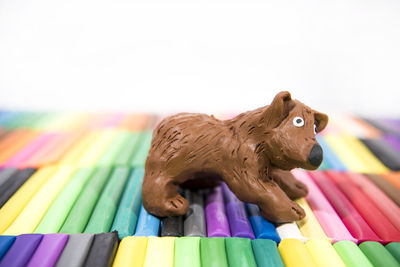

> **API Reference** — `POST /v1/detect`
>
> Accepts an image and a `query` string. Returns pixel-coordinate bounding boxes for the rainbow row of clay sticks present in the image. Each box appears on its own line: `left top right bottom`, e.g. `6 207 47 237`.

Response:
0 111 399 266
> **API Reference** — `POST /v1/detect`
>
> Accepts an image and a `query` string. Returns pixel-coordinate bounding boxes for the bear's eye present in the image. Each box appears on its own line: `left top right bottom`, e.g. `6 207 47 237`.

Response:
314 124 317 134
293 117 304 127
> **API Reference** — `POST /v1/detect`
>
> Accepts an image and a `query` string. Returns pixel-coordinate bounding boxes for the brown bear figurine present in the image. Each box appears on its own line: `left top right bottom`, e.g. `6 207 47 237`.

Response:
142 91 328 223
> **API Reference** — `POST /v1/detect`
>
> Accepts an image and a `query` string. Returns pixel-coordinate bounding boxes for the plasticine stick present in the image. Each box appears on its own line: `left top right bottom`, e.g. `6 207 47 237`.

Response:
386 242 400 263
26 234 69 267
295 198 329 240
365 173 400 206
0 166 57 233
161 216 184 237
0 234 43 267
347 172 400 232
4 166 76 235
112 236 148 267
360 138 400 171
316 136 347 170
333 241 373 267
0 130 38 165
131 131 153 167
143 237 175 267
96 131 131 166
2 132 58 168
222 183 255 239
77 129 117 166
119 114 150 131
251 239 284 267
311 171 381 243
111 168 144 239
275 222 307 242
113 132 141 167
0 168 18 188
59 132 99 165
278 239 317 267
55 234 94 267
83 232 119 267
84 167 130 233
359 241 400 267
328 171 400 242
174 237 201 267
205 186 231 237
183 190 206 237
59 167 112 234
0 236 15 260
34 167 95 233
246 203 280 243
382 172 400 191
383 134 400 153
293 170 356 243
225 237 257 267
305 239 346 267
200 237 228 267
0 168 36 208
134 205 160 237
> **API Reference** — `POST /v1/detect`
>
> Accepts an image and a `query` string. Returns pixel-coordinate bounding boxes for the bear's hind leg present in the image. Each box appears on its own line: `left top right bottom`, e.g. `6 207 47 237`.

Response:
142 173 189 217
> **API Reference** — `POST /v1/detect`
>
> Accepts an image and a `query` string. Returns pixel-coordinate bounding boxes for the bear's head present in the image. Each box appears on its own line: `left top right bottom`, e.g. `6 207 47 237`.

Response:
259 91 328 170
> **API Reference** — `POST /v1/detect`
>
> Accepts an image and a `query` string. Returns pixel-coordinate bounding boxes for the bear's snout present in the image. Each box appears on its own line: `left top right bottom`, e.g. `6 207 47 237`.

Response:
308 143 323 166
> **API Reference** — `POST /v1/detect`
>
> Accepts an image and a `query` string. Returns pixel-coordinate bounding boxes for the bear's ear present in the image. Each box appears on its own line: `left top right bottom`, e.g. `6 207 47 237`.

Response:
261 91 294 128
314 111 328 133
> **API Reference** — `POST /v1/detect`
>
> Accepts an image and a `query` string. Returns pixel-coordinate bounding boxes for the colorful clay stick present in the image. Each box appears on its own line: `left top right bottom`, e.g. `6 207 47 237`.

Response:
294 170 356 243
312 171 381 242
98 113 124 128
84 167 129 233
365 173 400 206
0 130 38 165
26 234 68 267
333 241 373 267
161 216 183 237
0 129 9 141
383 134 400 153
96 131 131 166
0 168 17 188
59 167 112 234
205 186 230 237
200 237 229 267
0 168 36 208
221 183 254 239
34 167 95 233
4 166 76 235
327 171 400 242
251 239 284 267
183 190 206 237
316 136 346 170
360 138 400 171
131 131 152 167
359 241 400 267
0 236 15 260
347 173 400 232
382 172 400 191
55 234 94 267
111 168 144 239
246 204 280 243
0 112 17 125
78 129 117 166
113 132 141 167
362 117 400 136
275 222 307 242
174 237 201 267
134 205 160 237
278 239 317 267
386 242 400 263
83 232 119 267
59 132 99 165
225 237 257 267
112 237 148 267
119 113 150 131
305 239 346 267
143 237 175 267
0 234 43 267
0 166 57 233
295 198 329 240
2 132 58 168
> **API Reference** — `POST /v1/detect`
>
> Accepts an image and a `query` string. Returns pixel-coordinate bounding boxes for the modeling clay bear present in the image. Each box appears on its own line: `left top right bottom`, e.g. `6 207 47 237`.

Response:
142 91 328 223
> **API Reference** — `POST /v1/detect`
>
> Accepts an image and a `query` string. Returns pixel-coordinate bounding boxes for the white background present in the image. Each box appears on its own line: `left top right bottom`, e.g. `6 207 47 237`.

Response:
0 0 399 116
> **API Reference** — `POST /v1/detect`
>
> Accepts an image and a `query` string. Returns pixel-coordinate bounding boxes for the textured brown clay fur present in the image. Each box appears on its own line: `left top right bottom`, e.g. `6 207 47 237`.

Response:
142 91 328 223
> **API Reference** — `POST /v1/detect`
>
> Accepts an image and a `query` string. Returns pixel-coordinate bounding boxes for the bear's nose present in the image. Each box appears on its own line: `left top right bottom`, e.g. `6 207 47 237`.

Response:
308 144 323 166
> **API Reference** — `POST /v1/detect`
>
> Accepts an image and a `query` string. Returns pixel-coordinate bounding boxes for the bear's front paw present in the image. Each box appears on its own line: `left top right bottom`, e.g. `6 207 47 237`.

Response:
259 201 305 223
